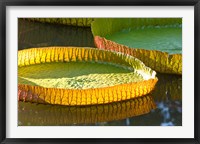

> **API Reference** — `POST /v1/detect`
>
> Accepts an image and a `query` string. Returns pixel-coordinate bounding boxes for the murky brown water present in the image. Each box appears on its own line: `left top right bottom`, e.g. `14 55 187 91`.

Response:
18 19 182 126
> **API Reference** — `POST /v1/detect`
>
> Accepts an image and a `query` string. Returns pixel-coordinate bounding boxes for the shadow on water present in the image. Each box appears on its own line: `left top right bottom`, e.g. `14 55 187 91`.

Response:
18 18 95 50
18 19 182 126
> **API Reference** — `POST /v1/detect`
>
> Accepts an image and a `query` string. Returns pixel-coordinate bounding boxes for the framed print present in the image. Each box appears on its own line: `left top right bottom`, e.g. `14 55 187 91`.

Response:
0 0 199 144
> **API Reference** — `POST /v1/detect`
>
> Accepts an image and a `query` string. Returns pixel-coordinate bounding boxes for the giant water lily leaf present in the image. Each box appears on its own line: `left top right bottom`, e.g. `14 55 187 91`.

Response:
18 47 158 106
91 18 182 75
18 95 156 126
27 18 95 27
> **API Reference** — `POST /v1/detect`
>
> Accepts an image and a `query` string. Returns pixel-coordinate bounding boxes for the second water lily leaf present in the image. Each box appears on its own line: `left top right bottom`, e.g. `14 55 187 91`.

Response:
18 47 158 106
91 18 182 75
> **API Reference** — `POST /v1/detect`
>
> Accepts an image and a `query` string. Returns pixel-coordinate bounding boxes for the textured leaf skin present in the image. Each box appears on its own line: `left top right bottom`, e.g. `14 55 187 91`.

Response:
18 95 156 125
18 47 158 106
27 18 94 27
94 36 182 75
18 79 157 106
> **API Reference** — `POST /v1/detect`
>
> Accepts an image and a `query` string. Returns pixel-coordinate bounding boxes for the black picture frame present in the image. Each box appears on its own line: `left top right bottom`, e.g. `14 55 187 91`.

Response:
0 0 199 143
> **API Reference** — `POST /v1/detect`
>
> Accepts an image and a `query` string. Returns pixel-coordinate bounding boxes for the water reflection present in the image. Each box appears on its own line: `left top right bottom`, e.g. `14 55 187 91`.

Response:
18 19 182 126
152 73 182 126
152 73 182 101
18 95 156 126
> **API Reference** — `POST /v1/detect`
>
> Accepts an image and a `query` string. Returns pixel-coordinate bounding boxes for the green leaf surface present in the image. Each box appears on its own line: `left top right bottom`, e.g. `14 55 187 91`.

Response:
19 62 144 89
106 26 181 54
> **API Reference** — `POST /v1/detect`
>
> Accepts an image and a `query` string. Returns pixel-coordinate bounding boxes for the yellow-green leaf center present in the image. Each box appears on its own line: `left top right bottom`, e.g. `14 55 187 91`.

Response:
18 62 144 89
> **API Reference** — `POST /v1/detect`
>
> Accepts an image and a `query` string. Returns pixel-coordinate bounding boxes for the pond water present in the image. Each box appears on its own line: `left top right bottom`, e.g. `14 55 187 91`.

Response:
18 19 182 126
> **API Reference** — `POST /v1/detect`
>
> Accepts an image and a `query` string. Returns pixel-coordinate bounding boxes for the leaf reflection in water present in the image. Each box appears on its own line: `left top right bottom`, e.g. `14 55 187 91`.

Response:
18 95 156 126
